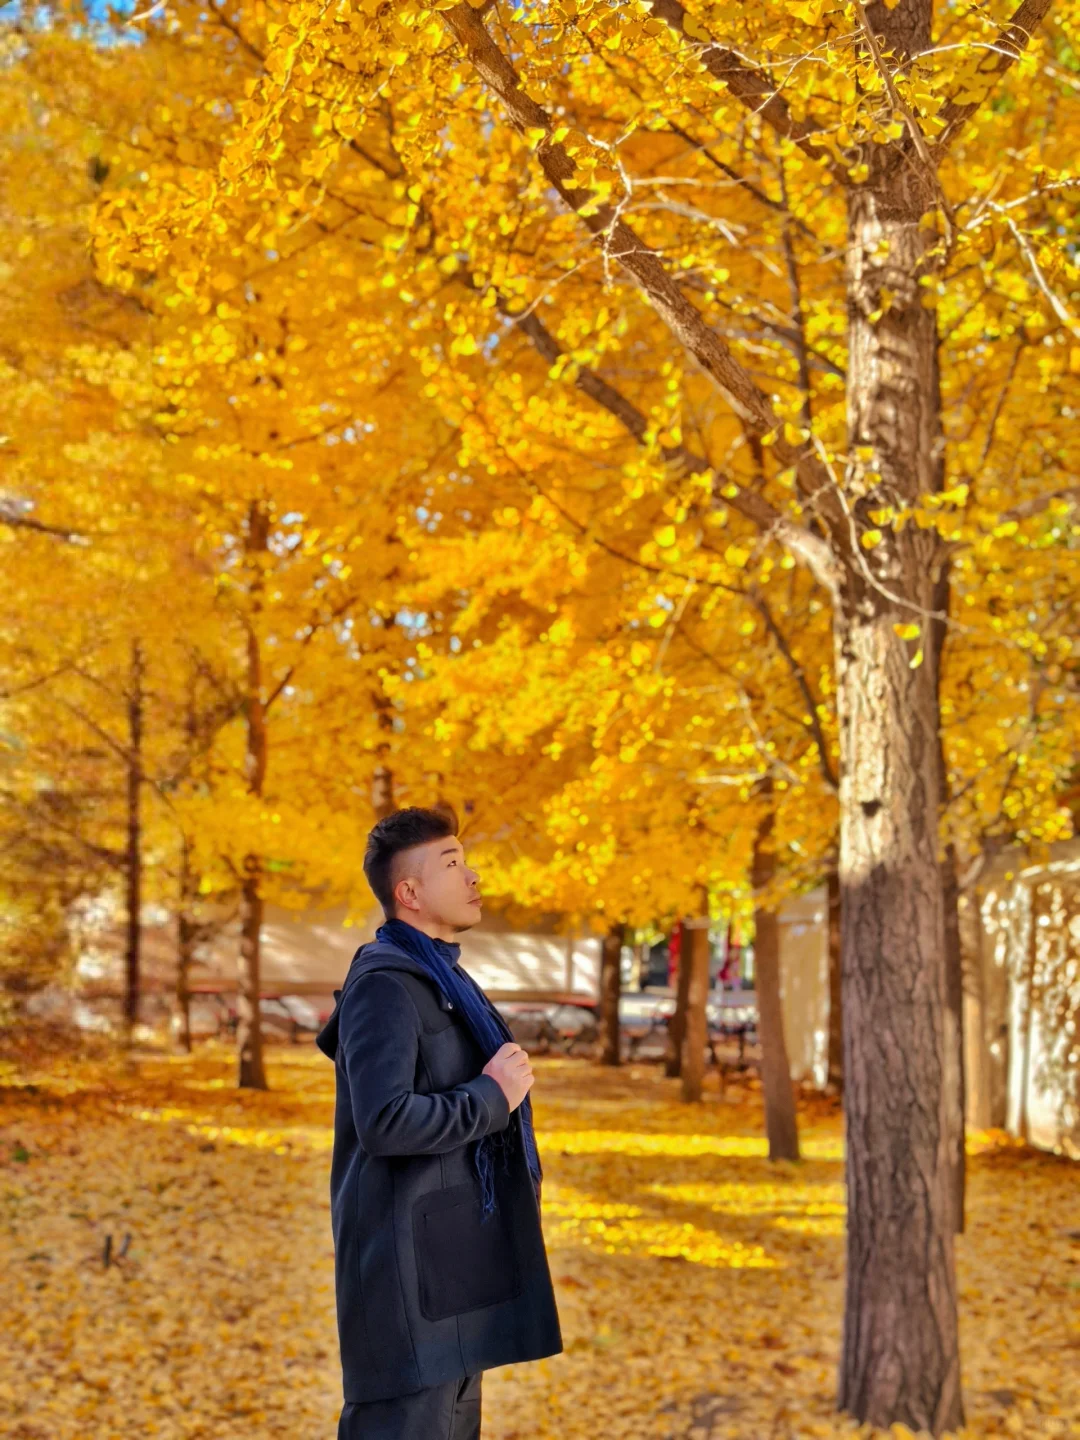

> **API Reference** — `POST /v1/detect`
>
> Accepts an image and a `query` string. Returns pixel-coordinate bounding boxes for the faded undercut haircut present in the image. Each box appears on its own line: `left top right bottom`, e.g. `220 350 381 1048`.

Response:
363 805 459 917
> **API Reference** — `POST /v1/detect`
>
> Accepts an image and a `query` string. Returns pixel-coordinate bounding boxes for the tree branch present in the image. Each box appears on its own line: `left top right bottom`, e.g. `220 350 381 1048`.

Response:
936 0 1056 152
0 498 88 542
641 0 831 171
442 3 844 589
748 588 838 791
480 280 838 589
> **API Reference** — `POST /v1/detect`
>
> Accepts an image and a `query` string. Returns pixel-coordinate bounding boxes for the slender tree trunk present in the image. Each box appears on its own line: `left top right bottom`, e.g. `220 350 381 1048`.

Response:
123 640 144 1042
371 683 396 819
931 533 966 1234
826 866 843 1093
238 501 269 1092
941 842 966 1232
633 939 648 992
664 924 691 1078
752 796 800 1160
238 857 266 1089
176 840 195 1054
960 879 992 1130
598 921 624 1066
1018 881 1041 1144
680 907 710 1103
837 33 962 1422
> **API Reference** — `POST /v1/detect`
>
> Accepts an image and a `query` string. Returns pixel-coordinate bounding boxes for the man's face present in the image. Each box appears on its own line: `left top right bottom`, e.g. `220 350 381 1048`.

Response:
392 836 482 933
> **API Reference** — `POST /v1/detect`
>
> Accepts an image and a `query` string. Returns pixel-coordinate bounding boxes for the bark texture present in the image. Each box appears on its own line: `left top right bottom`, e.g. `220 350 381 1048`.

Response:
598 922 624 1067
752 800 800 1160
837 16 962 1416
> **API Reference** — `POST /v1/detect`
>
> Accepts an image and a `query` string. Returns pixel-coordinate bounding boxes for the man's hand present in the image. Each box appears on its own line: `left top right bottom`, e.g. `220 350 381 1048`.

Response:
482 1042 534 1112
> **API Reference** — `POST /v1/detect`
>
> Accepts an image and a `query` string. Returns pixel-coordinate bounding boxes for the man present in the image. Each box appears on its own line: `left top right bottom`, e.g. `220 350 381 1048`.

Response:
316 806 563 1439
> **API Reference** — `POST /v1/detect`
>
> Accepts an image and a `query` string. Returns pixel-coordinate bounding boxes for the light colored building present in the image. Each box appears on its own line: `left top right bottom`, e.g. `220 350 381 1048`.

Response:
774 846 1080 1159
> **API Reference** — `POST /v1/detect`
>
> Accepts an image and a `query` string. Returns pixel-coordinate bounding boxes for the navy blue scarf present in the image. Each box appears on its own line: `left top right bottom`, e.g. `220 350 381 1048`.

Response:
376 918 542 1217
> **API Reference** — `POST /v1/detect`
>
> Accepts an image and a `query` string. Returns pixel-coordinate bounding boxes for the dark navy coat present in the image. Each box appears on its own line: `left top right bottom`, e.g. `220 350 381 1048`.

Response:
316 940 562 1403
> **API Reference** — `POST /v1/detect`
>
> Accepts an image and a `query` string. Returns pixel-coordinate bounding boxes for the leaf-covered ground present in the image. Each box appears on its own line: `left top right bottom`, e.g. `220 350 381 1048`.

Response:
1 1044 1077 1440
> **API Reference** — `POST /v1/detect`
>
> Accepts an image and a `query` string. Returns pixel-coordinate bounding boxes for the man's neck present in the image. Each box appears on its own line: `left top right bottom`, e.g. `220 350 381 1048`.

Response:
391 914 460 946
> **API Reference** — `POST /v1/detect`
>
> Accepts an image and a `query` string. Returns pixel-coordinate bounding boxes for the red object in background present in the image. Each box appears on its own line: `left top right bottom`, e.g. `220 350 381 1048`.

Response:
667 921 682 987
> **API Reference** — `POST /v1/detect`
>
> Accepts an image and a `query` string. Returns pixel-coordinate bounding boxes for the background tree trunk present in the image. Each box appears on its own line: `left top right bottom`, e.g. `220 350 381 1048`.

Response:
123 639 143 1042
752 795 800 1160
176 839 195 1055
237 501 269 1092
959 875 997 1130
826 866 843 1093
664 923 691 1078
942 841 966 1233
680 908 710 1103
371 682 396 820
238 855 266 1089
932 533 966 1234
598 921 624 1066
837 30 962 1419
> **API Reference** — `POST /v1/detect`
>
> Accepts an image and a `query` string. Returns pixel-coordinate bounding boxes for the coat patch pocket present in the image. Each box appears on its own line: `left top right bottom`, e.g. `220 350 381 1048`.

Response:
413 1183 522 1321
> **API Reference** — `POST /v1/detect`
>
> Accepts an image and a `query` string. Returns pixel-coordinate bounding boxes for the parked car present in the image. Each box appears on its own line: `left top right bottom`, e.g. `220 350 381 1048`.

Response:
259 995 322 1042
183 992 322 1043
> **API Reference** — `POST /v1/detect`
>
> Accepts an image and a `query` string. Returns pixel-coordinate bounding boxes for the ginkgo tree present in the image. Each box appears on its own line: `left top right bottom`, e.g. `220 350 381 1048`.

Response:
178 0 1080 1428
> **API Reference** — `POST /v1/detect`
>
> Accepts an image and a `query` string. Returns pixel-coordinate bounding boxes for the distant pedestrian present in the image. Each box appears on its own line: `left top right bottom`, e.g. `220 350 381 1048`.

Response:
317 806 562 1439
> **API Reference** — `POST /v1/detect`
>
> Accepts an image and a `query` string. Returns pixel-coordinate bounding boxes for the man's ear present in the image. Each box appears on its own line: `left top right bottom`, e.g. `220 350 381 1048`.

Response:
394 874 421 913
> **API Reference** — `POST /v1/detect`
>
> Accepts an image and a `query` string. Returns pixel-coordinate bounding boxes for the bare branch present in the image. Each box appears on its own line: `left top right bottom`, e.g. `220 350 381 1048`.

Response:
0 498 88 542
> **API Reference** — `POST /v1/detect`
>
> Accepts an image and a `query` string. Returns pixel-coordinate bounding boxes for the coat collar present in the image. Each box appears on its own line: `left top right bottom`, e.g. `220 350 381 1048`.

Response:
316 940 456 1058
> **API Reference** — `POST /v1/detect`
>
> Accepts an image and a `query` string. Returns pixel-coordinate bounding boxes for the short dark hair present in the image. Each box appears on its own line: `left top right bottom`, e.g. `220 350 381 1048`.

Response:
363 805 459 916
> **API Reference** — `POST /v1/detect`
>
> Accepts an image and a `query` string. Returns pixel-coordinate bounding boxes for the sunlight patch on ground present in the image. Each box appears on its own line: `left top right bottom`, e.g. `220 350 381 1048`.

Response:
647 1181 847 1238
541 1128 844 1161
544 1183 778 1269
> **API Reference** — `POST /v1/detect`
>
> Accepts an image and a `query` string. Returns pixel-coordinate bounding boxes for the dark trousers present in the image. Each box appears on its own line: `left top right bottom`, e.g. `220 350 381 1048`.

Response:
337 1372 482 1440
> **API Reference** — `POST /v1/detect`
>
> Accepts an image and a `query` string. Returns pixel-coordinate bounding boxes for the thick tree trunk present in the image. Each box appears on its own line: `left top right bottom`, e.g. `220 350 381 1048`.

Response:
837 27 963 1421
680 911 710 1103
598 921 624 1066
238 502 269 1092
752 798 800 1160
826 867 843 1093
664 924 691 1078
123 640 144 1042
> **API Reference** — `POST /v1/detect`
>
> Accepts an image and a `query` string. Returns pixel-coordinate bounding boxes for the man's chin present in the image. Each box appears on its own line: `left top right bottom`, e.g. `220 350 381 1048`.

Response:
451 910 483 934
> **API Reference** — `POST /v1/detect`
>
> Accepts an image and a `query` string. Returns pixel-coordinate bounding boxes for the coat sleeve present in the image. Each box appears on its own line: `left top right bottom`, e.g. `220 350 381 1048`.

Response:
340 971 511 1157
